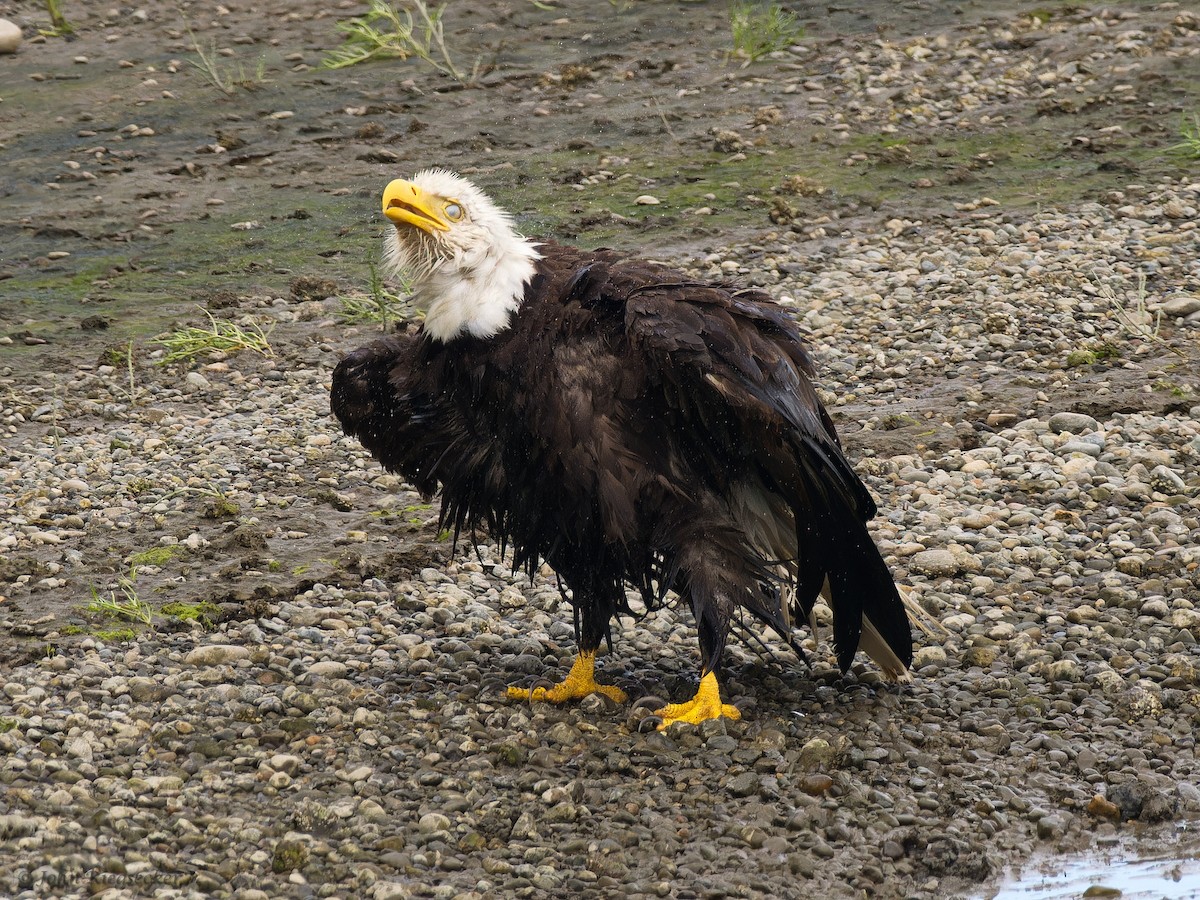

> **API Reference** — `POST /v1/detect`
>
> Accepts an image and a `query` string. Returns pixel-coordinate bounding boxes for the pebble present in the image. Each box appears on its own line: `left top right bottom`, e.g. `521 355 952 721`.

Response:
0 19 19 54
1087 795 1121 821
912 646 948 669
184 644 250 665
909 548 959 577
1161 296 1200 318
799 774 834 796
308 660 348 678
1048 412 1100 435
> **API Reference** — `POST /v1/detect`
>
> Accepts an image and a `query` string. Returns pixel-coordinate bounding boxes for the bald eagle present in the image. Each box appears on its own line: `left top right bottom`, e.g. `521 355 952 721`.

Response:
331 170 912 727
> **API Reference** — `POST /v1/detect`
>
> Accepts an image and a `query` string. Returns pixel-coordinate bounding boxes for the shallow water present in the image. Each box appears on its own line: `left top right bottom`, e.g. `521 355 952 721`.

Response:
988 837 1200 900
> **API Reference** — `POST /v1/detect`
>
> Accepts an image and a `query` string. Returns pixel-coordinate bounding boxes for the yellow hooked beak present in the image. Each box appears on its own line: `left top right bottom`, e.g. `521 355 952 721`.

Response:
382 179 452 234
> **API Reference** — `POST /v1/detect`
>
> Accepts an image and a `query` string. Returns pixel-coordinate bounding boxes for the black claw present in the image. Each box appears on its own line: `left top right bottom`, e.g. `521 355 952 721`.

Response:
633 694 667 710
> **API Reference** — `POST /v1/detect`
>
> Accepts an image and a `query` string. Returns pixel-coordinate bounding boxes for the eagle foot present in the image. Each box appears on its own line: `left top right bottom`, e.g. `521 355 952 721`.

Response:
506 650 628 705
655 671 741 729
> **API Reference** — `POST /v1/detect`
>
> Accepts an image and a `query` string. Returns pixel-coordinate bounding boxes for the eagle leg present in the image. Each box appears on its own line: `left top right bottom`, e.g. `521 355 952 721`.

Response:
655 671 740 729
506 650 628 704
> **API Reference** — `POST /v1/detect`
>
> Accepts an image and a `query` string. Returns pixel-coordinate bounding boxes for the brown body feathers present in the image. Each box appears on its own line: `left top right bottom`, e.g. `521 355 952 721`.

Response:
332 242 912 682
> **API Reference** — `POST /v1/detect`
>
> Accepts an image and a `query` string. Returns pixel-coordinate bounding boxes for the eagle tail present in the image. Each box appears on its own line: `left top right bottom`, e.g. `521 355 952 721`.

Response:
768 434 911 679
817 496 913 678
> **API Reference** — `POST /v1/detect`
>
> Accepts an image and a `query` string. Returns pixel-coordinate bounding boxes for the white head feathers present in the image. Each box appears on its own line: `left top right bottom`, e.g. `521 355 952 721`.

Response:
381 169 542 343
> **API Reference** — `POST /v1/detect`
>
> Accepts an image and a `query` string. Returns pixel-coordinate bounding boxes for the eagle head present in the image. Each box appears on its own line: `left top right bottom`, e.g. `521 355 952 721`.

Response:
381 169 541 343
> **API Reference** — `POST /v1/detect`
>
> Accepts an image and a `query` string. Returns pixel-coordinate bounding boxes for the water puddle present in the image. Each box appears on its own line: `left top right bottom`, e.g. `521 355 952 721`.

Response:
987 833 1200 900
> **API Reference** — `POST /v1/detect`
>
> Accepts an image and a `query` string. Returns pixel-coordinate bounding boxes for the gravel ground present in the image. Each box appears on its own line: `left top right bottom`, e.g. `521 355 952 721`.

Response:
4 177 1200 900
4 2 1200 898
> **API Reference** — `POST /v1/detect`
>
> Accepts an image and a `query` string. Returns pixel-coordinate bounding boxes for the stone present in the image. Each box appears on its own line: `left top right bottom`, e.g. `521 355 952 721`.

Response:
1046 659 1082 682
799 774 834 796
184 645 249 666
1087 795 1120 821
1177 783 1200 812
0 19 20 54
962 645 1000 668
913 646 948 669
1048 412 1100 434
797 738 837 770
65 736 94 763
1171 608 1200 631
726 772 760 797
1108 781 1178 823
127 677 175 702
910 549 959 577
1161 296 1200 318
418 812 451 833
1036 815 1065 839
509 811 537 839
1150 465 1186 493
308 660 348 678
270 754 303 775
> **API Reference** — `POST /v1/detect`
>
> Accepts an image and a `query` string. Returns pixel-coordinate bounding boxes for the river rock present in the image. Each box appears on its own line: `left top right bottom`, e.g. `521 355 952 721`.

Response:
910 549 959 577
184 645 250 666
0 19 20 54
1161 296 1200 318
1048 412 1100 434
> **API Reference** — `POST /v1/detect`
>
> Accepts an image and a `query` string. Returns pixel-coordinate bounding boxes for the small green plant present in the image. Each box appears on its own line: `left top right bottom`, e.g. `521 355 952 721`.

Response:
87 570 153 626
0 717 18 733
880 413 920 431
123 339 138 403
99 340 140 403
100 345 128 368
40 0 73 36
729 1 804 64
1169 111 1200 160
129 546 183 568
1087 269 1183 359
151 309 273 364
188 27 270 94
127 477 157 496
322 0 468 82
337 263 413 328
160 481 240 518
161 600 220 628
95 628 138 642
1153 379 1190 398
49 374 60 449
272 840 310 875
1066 340 1122 368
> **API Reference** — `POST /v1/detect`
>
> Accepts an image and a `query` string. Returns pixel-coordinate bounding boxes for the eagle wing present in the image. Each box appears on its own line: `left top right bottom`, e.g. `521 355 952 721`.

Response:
330 334 449 498
622 279 911 673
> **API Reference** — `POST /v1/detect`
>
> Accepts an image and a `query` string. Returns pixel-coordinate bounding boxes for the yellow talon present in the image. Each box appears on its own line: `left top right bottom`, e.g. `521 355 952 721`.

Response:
506 650 628 704
655 671 741 729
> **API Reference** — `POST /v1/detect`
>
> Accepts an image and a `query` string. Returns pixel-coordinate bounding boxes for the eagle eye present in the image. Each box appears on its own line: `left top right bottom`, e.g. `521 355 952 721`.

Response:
444 201 464 221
